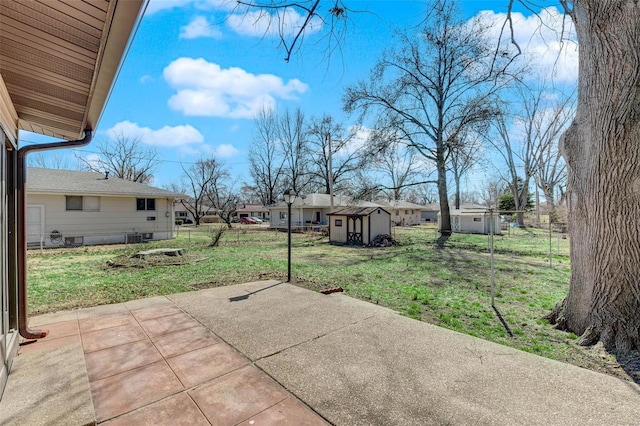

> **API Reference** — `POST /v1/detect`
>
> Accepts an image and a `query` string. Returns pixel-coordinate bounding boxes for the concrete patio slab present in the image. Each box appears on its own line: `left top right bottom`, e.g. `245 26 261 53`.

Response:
172 282 640 426
0 343 94 426
3 281 640 425
169 281 381 361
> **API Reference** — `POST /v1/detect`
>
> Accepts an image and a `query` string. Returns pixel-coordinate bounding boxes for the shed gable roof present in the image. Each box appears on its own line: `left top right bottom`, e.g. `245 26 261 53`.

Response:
328 207 389 217
27 168 179 198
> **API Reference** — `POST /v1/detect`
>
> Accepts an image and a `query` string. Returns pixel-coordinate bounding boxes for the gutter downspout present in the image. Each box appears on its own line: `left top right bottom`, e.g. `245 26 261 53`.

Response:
17 130 93 339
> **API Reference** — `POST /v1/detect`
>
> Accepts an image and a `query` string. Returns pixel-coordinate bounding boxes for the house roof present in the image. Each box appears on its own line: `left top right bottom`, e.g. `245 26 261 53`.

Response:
328 207 389 217
0 0 145 141
27 168 180 198
374 200 428 210
236 204 269 213
422 203 440 211
271 193 380 209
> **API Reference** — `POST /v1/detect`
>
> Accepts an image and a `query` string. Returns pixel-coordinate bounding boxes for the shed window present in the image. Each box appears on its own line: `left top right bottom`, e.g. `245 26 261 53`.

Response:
473 217 482 222
279 211 287 220
335 219 342 227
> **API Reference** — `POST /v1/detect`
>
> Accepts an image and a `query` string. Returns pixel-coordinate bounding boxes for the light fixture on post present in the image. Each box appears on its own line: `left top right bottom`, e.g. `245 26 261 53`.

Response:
283 188 297 282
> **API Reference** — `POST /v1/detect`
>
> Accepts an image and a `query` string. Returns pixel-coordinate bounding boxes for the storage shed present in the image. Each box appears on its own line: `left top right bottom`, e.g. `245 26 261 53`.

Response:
438 206 501 235
327 207 391 245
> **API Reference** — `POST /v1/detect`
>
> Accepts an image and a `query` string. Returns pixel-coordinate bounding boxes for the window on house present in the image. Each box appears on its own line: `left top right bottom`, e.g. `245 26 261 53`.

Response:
84 196 100 212
280 211 287 220
335 219 342 227
137 198 156 211
405 209 409 214
66 196 100 211
473 217 481 222
66 196 82 211
395 210 399 216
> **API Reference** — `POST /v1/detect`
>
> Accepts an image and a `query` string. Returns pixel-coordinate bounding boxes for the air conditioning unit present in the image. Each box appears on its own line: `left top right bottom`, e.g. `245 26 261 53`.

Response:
64 236 84 247
126 233 142 244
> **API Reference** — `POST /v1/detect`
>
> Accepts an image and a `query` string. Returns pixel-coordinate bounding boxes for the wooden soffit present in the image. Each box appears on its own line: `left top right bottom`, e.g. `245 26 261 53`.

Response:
0 0 145 141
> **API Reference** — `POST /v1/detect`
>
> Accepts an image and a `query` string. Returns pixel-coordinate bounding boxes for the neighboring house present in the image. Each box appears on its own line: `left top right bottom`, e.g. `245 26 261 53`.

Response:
375 200 425 226
235 204 270 221
327 207 391 245
421 203 440 223
439 205 501 235
174 202 196 224
269 193 379 230
26 168 179 247
0 0 145 400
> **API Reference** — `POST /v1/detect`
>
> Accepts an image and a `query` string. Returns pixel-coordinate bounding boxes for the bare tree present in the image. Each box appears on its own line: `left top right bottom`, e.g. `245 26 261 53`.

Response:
488 108 536 226
344 1 509 234
489 84 572 226
306 114 363 194
448 129 485 209
206 173 240 228
533 89 575 214
234 0 349 62
28 153 74 170
177 158 224 226
279 108 312 193
75 133 159 183
406 183 439 205
248 107 286 205
367 130 423 201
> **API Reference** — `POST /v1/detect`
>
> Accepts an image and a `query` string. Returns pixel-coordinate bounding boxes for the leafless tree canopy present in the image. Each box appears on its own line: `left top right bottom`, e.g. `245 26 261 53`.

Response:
75 133 159 184
234 0 350 62
176 158 228 226
344 0 513 233
28 153 75 170
306 114 363 194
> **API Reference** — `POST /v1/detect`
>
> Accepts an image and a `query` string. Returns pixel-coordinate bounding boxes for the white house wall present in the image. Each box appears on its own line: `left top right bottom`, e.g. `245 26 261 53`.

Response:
26 194 175 247
391 208 421 226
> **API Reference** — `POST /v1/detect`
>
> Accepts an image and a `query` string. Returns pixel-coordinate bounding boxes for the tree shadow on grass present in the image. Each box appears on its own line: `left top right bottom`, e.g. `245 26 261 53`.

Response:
435 232 451 249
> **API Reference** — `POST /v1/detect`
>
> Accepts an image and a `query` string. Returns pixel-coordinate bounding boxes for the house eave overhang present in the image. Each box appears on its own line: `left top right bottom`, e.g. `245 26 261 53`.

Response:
0 0 146 141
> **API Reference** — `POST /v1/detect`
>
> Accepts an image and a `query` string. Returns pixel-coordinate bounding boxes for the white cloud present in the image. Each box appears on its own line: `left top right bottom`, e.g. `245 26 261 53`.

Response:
477 7 578 84
106 121 205 147
140 75 153 83
226 8 322 38
163 57 308 118
214 143 240 157
180 16 223 39
146 0 235 15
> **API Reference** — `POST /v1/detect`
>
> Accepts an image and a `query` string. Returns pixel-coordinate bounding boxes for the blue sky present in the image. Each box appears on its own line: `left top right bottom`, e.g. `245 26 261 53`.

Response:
24 0 577 191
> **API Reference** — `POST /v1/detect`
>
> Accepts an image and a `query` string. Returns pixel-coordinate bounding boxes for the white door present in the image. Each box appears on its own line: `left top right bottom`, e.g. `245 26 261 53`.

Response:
26 205 45 245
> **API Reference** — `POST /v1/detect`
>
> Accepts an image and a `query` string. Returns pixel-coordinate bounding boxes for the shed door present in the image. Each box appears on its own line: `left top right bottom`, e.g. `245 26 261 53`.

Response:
26 205 44 245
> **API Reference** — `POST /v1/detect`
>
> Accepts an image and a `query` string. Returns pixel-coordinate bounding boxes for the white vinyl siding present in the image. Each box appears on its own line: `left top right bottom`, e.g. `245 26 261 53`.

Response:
26 194 175 246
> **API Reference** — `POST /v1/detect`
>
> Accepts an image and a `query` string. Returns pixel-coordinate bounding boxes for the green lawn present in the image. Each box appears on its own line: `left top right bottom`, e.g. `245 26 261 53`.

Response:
27 224 634 382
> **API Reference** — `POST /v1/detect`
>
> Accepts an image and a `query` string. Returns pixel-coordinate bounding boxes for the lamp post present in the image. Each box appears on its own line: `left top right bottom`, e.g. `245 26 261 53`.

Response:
283 188 297 282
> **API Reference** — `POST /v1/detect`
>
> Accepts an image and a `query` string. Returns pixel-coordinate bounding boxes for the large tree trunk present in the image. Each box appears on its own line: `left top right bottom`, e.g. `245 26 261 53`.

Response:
549 1 640 352
437 146 451 234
